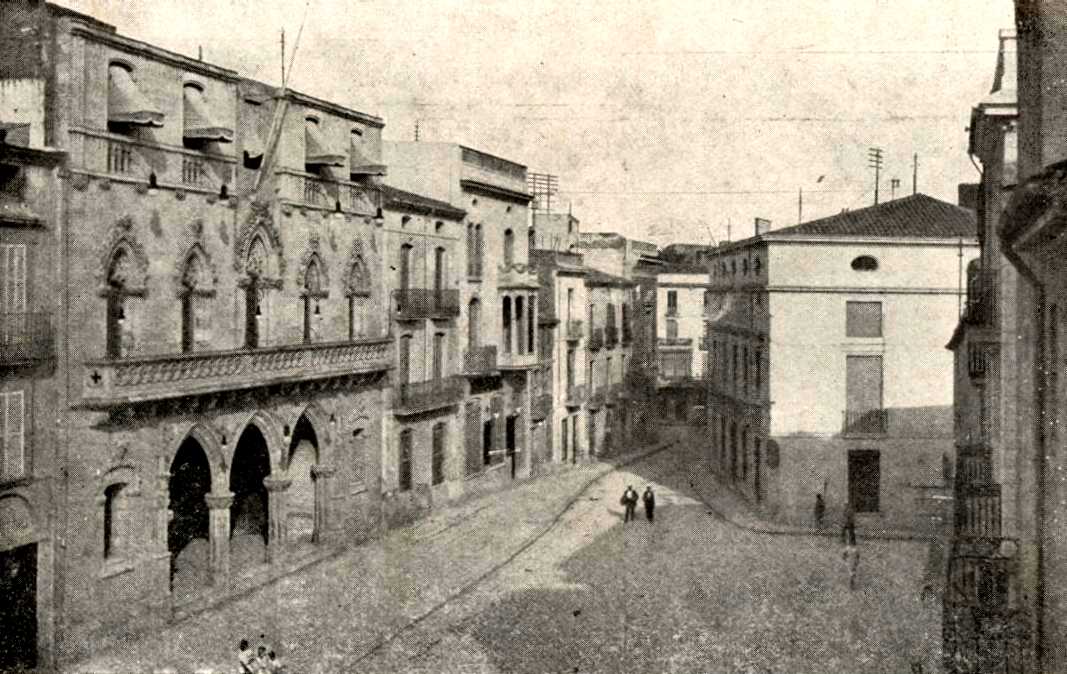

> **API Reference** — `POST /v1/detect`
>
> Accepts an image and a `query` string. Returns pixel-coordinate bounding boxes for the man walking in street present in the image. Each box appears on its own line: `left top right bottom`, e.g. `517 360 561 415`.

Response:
643 486 656 523
621 485 639 523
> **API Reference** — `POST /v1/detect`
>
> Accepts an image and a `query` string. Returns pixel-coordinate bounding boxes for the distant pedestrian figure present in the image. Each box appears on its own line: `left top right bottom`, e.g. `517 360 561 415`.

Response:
643 486 656 522
237 640 255 674
621 485 639 522
814 493 826 529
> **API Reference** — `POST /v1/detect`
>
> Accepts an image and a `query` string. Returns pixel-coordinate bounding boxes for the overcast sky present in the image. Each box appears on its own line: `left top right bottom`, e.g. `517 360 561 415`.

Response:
57 0 1014 246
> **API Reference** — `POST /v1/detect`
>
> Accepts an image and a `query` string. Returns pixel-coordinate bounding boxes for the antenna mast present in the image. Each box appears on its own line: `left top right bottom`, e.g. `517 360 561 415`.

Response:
868 147 884 205
280 29 285 87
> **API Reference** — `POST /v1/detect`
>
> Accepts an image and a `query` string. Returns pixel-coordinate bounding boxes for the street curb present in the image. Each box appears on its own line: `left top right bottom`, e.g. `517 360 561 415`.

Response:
682 461 938 544
350 438 680 666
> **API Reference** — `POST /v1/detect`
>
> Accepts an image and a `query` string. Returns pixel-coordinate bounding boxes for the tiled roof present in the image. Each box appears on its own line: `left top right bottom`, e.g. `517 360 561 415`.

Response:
767 194 976 240
381 184 466 219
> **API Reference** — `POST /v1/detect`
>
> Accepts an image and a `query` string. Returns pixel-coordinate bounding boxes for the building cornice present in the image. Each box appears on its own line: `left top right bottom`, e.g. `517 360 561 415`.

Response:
766 285 965 295
459 179 533 204
68 22 241 83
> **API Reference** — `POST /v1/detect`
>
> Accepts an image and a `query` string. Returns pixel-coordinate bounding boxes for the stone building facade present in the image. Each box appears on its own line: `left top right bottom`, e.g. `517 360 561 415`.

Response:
703 197 977 531
584 270 636 457
654 265 712 424
383 142 539 495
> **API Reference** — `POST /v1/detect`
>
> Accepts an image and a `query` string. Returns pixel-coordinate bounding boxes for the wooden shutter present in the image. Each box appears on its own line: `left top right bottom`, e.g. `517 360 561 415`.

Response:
2 391 25 478
1 245 27 314
846 355 883 411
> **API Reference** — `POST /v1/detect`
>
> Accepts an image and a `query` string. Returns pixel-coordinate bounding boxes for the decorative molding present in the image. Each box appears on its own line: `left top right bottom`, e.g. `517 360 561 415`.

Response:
344 238 371 296
297 234 331 296
98 215 149 295
234 201 285 281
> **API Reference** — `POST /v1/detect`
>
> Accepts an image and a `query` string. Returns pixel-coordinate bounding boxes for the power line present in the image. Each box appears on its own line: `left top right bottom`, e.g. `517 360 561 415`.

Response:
558 188 861 196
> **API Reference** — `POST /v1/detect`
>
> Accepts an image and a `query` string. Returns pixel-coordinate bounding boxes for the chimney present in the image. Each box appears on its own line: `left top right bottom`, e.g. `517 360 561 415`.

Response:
1016 1 1067 179
754 218 772 236
957 183 980 211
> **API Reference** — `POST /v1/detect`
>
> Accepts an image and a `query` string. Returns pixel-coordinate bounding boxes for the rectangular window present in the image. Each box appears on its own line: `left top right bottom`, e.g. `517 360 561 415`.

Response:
848 449 880 513
666 319 678 340
1 390 26 479
667 290 678 316
350 428 366 491
846 301 882 338
432 423 446 486
703 291 711 316
1 244 28 314
754 347 763 393
433 332 445 381
845 355 883 411
398 431 413 492
742 346 750 397
566 348 576 389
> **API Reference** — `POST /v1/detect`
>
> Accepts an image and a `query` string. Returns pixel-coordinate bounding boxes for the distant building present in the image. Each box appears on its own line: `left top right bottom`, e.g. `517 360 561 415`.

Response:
577 232 659 279
583 269 637 457
704 195 978 531
654 262 712 422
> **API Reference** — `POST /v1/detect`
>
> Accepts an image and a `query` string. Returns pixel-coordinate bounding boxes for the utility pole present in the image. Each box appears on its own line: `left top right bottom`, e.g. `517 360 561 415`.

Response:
798 187 803 225
913 153 919 195
280 29 286 86
868 147 884 206
414 119 420 142
890 178 901 201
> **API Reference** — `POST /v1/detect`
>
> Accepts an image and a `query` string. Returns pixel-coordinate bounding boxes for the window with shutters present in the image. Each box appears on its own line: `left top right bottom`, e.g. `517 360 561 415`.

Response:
1 244 28 354
666 290 678 316
846 301 882 338
432 423 446 485
1 390 26 480
398 429 413 492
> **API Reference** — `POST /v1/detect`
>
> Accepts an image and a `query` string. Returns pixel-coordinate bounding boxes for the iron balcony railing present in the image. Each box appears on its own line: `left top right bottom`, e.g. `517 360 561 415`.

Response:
605 325 619 348
588 327 604 351
566 320 584 341
956 443 995 489
396 376 464 414
955 483 1003 541
392 288 461 320
463 345 498 376
0 312 54 366
658 337 694 348
842 409 888 435
969 341 996 381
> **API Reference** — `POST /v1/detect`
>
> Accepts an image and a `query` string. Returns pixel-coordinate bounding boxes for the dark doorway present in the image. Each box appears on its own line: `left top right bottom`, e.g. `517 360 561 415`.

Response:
287 415 319 545
230 425 272 572
753 439 762 503
483 419 494 466
506 415 517 479
0 544 36 671
169 437 212 595
848 449 880 513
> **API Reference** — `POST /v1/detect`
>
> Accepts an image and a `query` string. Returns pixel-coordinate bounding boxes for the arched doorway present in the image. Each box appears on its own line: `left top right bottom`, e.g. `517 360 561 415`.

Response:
286 414 319 545
168 437 211 596
230 425 271 572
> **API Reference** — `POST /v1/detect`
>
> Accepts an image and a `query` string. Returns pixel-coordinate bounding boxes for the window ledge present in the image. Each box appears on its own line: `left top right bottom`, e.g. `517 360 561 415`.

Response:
100 559 135 579
349 483 368 497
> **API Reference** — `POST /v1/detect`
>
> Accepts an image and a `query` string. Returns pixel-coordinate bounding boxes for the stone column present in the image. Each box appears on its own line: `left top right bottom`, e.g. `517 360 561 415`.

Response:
310 465 336 543
262 476 291 564
204 491 234 589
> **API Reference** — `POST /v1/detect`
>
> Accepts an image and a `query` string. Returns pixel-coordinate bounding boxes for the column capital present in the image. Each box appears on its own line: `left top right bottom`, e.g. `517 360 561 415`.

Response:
310 465 337 479
205 491 235 510
262 476 292 492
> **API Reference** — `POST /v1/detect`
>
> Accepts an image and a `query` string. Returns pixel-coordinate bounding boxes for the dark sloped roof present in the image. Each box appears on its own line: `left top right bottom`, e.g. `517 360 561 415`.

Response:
381 184 466 219
768 194 976 240
584 269 635 287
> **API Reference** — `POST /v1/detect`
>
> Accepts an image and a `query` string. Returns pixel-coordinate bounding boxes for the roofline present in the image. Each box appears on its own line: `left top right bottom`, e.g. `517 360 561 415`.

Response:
459 179 533 204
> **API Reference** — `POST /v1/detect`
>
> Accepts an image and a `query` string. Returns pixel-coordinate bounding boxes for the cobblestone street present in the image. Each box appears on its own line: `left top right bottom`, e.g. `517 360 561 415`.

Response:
72 440 940 674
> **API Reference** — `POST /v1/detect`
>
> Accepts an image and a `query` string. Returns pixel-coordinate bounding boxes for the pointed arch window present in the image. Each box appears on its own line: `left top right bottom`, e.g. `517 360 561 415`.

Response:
104 248 139 359
504 229 515 267
302 257 326 344
103 483 132 560
347 256 371 341
180 249 214 353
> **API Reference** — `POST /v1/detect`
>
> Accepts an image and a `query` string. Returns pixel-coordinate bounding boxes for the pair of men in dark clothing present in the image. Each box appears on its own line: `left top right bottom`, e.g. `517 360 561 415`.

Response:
621 485 655 523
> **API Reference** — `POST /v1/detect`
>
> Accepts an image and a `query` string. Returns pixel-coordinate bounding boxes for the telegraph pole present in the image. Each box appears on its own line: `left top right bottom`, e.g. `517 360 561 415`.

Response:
912 153 919 195
868 147 884 206
798 187 803 224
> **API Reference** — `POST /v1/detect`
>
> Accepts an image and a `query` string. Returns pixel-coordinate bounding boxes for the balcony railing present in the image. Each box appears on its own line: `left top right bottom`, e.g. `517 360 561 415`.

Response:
658 337 694 349
277 169 379 215
969 341 996 380
605 325 619 348
588 327 604 351
955 483 1003 540
842 409 888 435
566 320 584 341
0 312 54 366
74 129 235 191
396 376 465 415
499 348 539 370
392 289 461 320
81 338 392 409
463 345 498 376
566 384 587 406
532 393 552 420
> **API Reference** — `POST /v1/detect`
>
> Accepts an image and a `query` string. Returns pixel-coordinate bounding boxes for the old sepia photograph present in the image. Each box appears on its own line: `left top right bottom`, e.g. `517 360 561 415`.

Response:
0 0 1055 671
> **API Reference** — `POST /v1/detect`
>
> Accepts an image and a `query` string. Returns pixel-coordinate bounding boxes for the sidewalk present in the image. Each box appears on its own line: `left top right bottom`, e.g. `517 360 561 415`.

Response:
671 442 939 543
67 439 676 674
